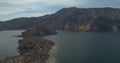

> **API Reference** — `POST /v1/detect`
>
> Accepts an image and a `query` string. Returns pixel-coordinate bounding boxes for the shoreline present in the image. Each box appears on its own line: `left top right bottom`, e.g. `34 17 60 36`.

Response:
0 25 57 63
0 37 56 63
47 45 57 63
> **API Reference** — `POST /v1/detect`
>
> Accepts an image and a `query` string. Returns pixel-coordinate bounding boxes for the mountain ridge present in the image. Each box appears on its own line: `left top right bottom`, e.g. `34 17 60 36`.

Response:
0 7 120 32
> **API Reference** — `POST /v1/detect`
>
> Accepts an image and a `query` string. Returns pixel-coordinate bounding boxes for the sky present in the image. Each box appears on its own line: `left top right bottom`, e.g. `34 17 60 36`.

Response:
0 0 120 21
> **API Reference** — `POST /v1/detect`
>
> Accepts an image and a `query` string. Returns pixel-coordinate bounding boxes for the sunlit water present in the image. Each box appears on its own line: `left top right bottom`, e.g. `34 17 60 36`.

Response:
0 30 24 60
45 30 120 63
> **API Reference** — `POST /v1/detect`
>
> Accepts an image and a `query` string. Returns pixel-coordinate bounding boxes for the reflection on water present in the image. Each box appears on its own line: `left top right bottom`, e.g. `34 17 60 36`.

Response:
45 30 120 63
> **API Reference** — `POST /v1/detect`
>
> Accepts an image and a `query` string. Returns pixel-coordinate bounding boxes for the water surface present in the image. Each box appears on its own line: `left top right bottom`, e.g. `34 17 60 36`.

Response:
45 30 120 63
0 30 24 60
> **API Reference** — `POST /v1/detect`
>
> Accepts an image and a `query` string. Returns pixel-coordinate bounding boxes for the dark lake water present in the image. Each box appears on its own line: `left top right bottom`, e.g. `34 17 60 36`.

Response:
45 30 120 63
1 30 120 63
0 30 24 60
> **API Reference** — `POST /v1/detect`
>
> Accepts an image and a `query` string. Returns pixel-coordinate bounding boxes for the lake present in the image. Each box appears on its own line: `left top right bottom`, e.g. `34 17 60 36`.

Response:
0 30 24 60
45 30 120 63
1 30 120 63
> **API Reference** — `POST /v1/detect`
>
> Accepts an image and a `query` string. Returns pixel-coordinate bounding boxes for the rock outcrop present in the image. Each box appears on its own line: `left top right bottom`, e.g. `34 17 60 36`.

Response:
79 16 120 32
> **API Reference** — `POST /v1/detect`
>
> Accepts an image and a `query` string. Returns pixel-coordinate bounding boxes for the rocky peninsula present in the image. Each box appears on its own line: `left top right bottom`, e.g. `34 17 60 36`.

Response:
0 25 56 63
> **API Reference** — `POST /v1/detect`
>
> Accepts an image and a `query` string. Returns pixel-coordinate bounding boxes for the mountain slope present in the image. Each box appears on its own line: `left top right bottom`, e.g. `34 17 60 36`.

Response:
0 7 120 31
21 25 57 37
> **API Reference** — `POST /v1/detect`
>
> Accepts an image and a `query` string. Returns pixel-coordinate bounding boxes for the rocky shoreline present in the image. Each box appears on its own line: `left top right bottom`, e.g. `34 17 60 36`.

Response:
0 37 55 63
0 25 56 63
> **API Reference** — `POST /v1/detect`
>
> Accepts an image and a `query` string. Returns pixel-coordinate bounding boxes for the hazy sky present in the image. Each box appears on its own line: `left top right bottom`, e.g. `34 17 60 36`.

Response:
0 0 120 21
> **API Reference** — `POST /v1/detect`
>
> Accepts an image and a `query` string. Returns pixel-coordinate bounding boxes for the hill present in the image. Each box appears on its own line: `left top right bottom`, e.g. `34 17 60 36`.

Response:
0 7 120 32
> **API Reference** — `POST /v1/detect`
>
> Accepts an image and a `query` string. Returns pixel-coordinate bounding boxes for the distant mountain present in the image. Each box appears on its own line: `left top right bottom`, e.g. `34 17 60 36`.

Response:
0 17 41 30
0 7 120 32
